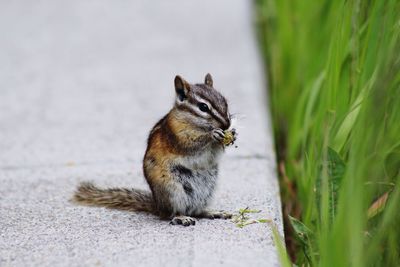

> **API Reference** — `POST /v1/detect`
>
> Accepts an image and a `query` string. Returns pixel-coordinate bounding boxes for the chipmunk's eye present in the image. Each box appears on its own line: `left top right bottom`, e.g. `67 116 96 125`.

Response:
198 102 209 112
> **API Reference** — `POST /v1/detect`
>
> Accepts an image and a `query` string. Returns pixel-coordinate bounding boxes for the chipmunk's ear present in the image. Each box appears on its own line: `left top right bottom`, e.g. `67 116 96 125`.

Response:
204 73 213 87
174 75 190 101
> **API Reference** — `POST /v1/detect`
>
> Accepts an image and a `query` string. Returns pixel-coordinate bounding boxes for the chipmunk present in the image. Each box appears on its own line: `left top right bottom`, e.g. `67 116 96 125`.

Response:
72 74 237 226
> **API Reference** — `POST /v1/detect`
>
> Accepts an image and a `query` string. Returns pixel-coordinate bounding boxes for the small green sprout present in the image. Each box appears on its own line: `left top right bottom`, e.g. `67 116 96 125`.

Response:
231 207 271 228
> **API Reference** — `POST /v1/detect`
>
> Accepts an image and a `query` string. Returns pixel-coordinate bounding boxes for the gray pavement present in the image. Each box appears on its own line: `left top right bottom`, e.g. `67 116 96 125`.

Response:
0 1 283 266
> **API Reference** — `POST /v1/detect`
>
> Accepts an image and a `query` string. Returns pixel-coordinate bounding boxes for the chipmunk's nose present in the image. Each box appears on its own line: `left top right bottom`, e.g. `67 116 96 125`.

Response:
222 118 231 130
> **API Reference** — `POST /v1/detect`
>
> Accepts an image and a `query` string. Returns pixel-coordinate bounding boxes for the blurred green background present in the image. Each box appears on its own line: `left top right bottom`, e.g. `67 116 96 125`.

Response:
256 0 400 266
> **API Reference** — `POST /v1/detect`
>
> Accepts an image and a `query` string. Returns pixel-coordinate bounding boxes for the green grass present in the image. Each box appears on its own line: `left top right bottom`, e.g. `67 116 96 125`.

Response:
255 0 400 266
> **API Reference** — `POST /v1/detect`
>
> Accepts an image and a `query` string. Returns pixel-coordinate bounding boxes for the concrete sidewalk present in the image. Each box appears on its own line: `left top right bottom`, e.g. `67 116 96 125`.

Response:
0 1 283 266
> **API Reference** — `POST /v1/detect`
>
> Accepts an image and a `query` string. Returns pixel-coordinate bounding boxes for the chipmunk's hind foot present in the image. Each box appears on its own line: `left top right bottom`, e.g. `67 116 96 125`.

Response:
170 216 196 226
199 210 232 220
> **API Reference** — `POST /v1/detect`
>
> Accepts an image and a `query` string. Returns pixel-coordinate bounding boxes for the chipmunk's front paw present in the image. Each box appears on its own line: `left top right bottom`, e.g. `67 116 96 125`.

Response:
200 210 233 220
170 216 196 226
212 128 225 142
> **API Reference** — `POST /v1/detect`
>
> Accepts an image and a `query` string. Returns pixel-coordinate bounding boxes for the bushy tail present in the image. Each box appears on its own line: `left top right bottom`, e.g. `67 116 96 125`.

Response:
72 182 155 213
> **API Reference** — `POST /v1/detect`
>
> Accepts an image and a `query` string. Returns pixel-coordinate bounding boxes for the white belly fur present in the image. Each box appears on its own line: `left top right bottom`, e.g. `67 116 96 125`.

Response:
170 148 222 215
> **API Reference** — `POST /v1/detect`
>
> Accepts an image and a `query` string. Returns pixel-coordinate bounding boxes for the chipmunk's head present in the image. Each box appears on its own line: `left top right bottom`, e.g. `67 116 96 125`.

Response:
173 74 231 131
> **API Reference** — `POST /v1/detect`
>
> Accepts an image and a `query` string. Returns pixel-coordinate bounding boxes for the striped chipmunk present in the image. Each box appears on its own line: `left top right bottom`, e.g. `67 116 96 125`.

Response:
72 74 237 226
